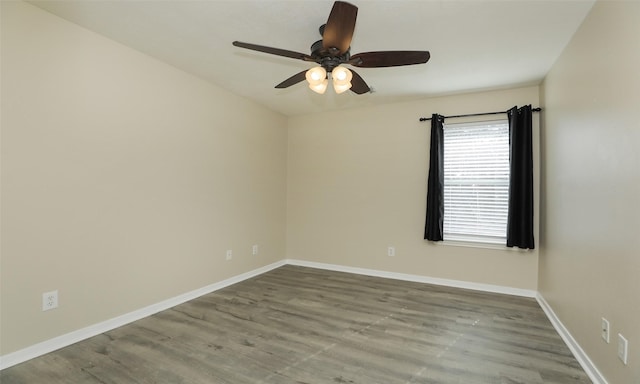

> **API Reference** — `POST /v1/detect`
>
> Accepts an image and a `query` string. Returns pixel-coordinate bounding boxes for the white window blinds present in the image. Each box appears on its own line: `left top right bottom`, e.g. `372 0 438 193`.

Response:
443 120 509 244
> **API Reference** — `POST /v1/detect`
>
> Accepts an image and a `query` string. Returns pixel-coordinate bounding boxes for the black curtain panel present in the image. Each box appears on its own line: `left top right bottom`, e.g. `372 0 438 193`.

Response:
506 105 535 249
424 114 444 241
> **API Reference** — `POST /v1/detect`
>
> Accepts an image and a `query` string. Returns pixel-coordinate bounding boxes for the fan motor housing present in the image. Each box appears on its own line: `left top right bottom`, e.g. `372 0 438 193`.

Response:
310 39 350 72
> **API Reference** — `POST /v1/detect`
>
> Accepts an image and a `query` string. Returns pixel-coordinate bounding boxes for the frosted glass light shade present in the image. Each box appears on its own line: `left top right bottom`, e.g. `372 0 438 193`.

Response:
305 66 327 85
332 66 353 93
332 66 353 83
309 79 328 94
333 82 352 94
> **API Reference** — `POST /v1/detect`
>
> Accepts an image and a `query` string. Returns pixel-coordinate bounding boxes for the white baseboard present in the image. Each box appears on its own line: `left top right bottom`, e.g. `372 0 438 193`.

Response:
0 260 286 370
536 293 608 384
284 259 537 298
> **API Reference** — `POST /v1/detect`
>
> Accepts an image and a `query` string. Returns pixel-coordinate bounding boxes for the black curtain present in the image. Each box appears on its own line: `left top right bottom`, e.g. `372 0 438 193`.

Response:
506 105 535 249
424 114 444 241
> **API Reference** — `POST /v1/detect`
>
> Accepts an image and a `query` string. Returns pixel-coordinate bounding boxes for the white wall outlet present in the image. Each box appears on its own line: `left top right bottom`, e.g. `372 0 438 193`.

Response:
252 244 258 256
601 317 610 343
387 246 395 257
618 333 628 365
42 290 58 311
226 250 233 261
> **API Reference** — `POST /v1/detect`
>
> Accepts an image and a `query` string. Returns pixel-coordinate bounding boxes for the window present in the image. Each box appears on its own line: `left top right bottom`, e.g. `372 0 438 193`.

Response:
443 120 509 244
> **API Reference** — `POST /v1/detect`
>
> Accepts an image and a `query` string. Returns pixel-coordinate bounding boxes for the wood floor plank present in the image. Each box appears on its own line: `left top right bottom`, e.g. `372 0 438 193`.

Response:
0 265 592 383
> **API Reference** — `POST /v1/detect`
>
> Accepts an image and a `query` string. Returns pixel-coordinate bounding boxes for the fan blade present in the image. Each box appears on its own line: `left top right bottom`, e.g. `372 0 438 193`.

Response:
349 69 370 94
232 41 315 62
322 1 358 55
349 51 430 68
275 70 308 89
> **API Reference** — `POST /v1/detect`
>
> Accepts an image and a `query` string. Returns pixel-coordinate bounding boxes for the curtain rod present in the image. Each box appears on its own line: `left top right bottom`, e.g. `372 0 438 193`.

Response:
419 107 541 122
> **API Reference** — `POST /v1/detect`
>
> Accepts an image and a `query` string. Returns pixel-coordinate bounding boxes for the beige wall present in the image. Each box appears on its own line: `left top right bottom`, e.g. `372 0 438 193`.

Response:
540 1 640 382
287 86 540 290
0 1 287 355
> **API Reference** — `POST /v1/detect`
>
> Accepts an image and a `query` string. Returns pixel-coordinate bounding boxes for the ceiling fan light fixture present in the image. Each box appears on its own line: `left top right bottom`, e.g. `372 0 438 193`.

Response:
305 66 327 85
332 66 353 84
333 82 352 94
309 78 329 94
332 65 353 94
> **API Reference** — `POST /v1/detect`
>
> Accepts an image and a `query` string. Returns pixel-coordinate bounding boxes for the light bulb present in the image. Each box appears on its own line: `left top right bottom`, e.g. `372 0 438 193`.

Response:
305 66 327 85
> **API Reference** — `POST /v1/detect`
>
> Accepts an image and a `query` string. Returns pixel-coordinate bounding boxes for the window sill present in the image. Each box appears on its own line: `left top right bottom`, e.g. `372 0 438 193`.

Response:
435 239 532 252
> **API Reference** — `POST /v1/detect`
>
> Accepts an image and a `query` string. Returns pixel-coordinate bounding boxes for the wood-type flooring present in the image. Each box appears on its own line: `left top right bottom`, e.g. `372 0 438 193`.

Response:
1 265 591 383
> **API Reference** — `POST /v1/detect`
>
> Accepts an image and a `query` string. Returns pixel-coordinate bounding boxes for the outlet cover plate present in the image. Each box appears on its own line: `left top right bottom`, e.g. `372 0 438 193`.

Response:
618 333 628 365
42 290 59 311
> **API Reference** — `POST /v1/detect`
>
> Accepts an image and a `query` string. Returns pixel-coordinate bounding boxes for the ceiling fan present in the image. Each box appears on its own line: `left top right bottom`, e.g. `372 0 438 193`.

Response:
232 1 430 95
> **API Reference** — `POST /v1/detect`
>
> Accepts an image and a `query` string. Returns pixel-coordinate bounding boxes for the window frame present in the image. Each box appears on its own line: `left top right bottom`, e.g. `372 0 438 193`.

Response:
442 119 510 246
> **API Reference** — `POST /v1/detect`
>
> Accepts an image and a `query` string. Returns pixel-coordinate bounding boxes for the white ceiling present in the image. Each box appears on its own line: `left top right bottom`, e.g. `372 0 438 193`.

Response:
29 0 595 117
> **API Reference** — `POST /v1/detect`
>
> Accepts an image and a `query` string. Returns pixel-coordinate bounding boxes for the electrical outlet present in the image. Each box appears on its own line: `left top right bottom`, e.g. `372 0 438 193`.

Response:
252 244 258 256
226 250 233 260
601 317 610 343
42 290 58 311
387 246 395 257
618 333 628 365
